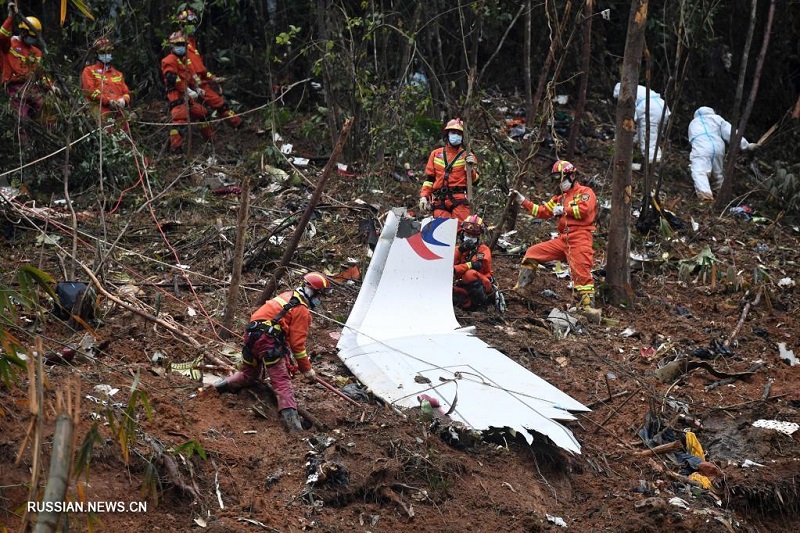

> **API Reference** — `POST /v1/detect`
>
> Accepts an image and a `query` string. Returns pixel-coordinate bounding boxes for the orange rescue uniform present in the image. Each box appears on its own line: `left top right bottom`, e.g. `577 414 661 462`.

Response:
160 52 214 150
420 145 479 221
520 182 597 297
453 243 494 310
81 62 130 115
0 16 47 120
186 36 241 128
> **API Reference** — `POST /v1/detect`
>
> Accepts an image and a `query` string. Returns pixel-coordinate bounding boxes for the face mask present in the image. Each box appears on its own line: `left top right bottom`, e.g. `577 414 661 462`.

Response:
462 236 478 249
310 297 321 309
448 133 462 146
98 53 112 64
23 35 37 46
560 179 573 192
173 45 186 56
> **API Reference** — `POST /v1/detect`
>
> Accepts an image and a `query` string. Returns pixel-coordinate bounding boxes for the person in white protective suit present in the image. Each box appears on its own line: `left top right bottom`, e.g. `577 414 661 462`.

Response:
613 83 671 164
687 107 757 201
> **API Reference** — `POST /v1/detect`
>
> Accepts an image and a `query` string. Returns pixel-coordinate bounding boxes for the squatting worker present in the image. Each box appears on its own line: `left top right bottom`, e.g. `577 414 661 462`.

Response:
214 272 332 432
453 214 497 312
510 160 600 321
418 118 479 221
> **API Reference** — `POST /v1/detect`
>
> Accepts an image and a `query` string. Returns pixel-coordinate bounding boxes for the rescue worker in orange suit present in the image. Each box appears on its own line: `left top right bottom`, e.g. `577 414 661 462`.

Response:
418 118 479 221
510 160 601 321
176 9 242 129
81 38 131 131
453 214 497 311
213 272 332 432
0 5 54 122
160 31 214 152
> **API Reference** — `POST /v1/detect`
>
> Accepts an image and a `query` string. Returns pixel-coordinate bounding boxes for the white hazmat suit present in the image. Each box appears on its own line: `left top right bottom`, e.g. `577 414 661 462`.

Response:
613 83 670 164
687 107 755 200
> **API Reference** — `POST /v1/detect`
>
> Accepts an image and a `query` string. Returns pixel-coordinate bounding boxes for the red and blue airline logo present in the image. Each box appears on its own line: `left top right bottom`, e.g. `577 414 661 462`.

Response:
405 218 449 260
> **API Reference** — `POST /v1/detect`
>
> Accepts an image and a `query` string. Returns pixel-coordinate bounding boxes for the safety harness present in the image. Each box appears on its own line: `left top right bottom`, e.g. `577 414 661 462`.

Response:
242 295 302 367
433 148 469 211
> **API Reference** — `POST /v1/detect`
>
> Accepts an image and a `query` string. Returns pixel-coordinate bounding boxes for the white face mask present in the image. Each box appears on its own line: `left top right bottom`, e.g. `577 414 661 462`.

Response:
98 53 112 64
461 236 478 249
448 133 462 146
560 179 573 192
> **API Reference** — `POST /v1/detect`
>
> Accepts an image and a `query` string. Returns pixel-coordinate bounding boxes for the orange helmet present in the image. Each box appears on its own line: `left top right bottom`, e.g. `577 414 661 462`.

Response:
168 31 187 45
177 8 198 23
550 160 576 178
303 272 332 295
461 214 485 236
92 37 113 51
443 118 464 133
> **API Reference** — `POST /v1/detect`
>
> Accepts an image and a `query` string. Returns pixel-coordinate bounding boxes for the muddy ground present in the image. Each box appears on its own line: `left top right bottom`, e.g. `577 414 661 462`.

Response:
1 109 799 532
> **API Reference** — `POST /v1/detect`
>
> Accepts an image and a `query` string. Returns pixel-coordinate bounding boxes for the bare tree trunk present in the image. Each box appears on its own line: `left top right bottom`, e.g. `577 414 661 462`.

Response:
220 176 251 339
34 382 80 533
716 0 775 208
729 0 758 139
528 1 572 125
257 118 354 305
607 0 649 306
523 0 533 126
567 0 593 159
317 0 339 147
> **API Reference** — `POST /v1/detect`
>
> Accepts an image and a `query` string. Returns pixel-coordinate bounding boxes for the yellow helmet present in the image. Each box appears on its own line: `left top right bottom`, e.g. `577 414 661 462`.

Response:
443 118 464 133
18 16 42 36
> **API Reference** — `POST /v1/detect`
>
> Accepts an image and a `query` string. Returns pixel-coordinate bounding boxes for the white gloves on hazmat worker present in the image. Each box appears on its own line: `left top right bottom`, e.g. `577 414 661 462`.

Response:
465 153 476 165
418 196 430 213
116 98 126 109
552 205 565 216
186 87 199 100
747 143 758 151
509 189 525 206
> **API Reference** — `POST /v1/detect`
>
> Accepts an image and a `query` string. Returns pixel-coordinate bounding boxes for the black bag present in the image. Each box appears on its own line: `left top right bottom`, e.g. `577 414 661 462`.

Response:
54 282 97 325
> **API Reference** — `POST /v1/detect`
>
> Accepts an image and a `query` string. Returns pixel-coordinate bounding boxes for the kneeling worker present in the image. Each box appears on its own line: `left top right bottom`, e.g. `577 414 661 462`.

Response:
214 272 332 431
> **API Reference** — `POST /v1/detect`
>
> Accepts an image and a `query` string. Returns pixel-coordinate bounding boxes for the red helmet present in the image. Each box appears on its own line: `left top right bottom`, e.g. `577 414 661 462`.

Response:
177 9 198 23
92 37 113 52
303 272 332 294
443 118 464 133
461 214 485 236
551 160 576 178
168 31 187 45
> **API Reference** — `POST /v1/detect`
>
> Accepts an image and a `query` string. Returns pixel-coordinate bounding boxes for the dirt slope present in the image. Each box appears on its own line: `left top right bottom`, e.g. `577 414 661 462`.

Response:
1 117 799 533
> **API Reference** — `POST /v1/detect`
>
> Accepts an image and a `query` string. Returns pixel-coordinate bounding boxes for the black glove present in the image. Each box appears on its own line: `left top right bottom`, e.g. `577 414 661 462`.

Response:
470 260 483 271
458 244 470 254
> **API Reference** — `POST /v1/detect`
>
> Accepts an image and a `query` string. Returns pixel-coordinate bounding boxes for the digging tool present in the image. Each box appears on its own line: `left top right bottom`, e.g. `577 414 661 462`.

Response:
314 376 362 407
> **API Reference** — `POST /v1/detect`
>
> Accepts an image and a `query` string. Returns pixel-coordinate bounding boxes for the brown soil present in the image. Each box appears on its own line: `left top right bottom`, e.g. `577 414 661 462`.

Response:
1 119 799 533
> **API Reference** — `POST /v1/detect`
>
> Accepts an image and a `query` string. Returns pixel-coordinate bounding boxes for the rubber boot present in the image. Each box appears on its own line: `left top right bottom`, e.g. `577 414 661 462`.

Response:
577 292 602 324
513 265 536 290
280 408 303 432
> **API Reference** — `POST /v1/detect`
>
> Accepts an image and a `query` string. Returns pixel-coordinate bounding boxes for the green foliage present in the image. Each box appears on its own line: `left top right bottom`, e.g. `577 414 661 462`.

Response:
766 164 800 213
0 266 58 386
74 422 103 480
275 25 302 47
105 371 153 465
173 439 207 460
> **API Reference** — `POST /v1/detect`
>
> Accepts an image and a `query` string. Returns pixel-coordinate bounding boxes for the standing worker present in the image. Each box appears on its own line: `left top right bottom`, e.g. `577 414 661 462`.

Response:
510 160 600 321
418 118 479 221
175 8 242 128
0 3 54 123
81 37 131 130
453 214 498 312
687 107 757 201
613 83 670 164
213 272 332 432
161 30 215 152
